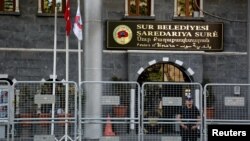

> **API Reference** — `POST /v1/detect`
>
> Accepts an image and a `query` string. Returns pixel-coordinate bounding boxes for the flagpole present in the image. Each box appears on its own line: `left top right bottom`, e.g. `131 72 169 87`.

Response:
77 38 81 141
74 0 82 139
51 6 57 135
65 33 69 141
78 41 81 84
73 0 82 87
77 0 81 85
65 0 70 140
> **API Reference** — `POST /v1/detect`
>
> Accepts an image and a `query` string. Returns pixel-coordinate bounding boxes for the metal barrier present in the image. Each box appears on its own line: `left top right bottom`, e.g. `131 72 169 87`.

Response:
3 81 250 141
12 81 78 141
0 80 12 141
79 81 141 141
142 82 203 141
204 83 250 141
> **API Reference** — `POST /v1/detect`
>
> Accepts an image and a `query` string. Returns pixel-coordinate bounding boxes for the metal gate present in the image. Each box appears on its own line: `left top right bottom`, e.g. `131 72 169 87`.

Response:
12 81 78 141
79 81 141 141
204 83 250 141
142 82 203 141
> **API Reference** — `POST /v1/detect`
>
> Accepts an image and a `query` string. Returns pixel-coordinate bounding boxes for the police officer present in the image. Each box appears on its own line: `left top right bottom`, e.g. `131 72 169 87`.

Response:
177 95 200 141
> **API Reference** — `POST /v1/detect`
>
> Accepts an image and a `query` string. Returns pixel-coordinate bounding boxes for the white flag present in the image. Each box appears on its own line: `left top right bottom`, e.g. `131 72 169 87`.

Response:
73 6 83 40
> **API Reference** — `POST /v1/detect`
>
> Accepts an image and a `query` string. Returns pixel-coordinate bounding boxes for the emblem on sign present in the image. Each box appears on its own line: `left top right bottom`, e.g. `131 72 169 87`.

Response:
113 25 133 45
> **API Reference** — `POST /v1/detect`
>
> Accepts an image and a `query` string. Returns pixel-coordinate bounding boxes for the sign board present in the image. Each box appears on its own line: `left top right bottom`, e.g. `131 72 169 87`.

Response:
107 21 223 51
101 96 120 105
224 97 245 106
162 97 182 106
34 94 55 105
34 135 55 141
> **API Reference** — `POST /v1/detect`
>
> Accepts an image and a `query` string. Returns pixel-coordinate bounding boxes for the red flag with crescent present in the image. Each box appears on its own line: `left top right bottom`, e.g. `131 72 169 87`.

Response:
64 0 71 36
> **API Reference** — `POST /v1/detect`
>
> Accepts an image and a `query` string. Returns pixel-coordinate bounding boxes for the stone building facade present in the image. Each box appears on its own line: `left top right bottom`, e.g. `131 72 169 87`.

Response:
0 0 248 84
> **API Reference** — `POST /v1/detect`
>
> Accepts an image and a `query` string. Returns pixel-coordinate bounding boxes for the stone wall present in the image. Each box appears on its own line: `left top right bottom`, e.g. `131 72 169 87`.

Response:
0 0 248 83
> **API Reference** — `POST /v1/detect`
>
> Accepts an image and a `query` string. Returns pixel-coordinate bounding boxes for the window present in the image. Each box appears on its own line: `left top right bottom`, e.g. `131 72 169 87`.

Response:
125 0 154 17
38 0 65 14
174 0 203 17
0 0 19 13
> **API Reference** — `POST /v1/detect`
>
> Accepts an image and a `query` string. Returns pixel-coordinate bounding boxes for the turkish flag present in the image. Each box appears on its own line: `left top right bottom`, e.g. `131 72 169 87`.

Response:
64 0 71 36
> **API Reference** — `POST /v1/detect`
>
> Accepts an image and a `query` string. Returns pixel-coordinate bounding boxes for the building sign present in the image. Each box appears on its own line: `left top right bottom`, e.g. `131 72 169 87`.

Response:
107 21 223 51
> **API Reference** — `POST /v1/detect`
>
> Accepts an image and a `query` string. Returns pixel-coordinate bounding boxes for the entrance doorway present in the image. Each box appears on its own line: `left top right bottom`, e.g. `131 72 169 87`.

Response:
137 62 192 83
137 62 193 134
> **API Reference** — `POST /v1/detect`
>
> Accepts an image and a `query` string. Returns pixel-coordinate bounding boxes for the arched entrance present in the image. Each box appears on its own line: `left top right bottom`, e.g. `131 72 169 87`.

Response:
137 62 193 84
137 62 194 134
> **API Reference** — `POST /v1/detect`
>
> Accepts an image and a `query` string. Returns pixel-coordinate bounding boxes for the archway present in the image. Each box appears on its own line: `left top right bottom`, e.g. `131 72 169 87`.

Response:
137 62 193 84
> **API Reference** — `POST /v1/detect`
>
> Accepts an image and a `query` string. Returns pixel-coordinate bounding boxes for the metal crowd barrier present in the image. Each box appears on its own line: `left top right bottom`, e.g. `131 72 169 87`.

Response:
0 80 11 141
79 81 141 141
141 82 203 141
12 81 78 141
204 83 250 141
1 80 250 141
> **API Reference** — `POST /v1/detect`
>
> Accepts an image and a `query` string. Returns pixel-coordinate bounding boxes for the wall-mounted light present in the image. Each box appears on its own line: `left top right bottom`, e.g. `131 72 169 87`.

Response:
234 86 240 95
